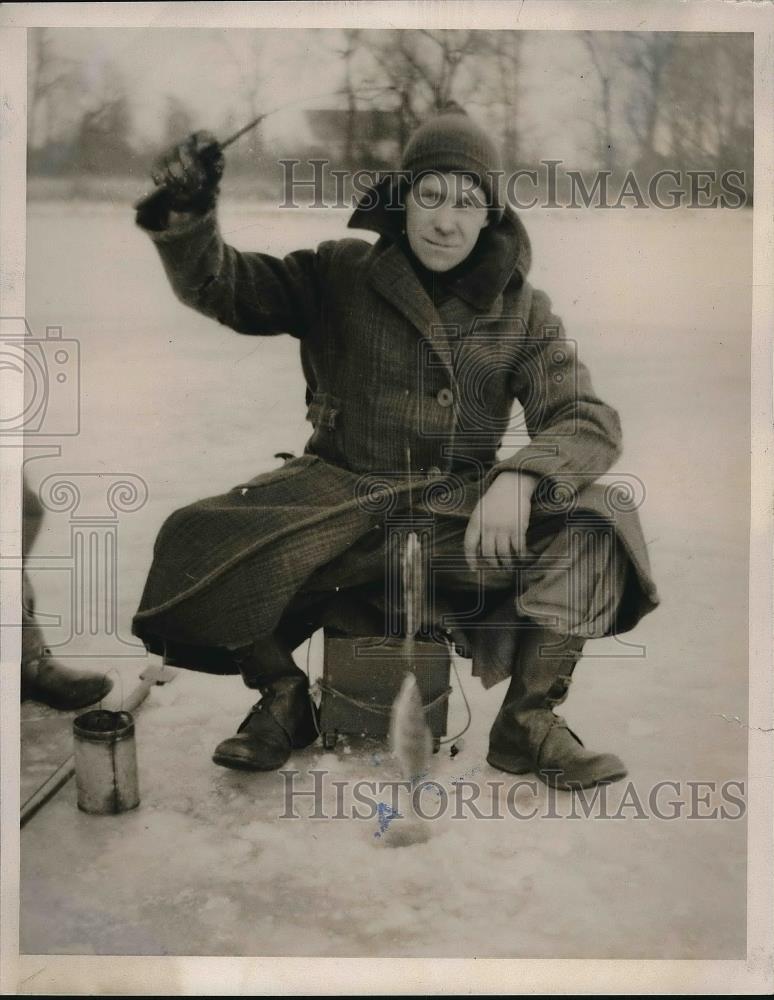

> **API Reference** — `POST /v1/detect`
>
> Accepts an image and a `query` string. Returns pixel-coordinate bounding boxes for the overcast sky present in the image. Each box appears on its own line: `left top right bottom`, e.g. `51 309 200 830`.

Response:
45 27 595 163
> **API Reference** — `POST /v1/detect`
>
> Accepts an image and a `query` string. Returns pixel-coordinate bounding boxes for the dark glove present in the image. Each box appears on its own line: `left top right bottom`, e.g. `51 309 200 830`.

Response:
150 130 225 215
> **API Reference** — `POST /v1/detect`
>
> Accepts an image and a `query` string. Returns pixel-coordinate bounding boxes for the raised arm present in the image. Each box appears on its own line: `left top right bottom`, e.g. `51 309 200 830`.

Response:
135 131 323 338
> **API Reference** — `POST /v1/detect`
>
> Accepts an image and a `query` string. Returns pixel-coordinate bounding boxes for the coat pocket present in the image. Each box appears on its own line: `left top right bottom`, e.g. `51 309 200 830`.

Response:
306 392 342 432
237 453 319 490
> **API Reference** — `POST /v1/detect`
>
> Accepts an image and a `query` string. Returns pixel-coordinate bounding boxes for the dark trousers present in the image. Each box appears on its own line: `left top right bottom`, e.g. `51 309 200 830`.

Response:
256 513 629 689
21 477 46 666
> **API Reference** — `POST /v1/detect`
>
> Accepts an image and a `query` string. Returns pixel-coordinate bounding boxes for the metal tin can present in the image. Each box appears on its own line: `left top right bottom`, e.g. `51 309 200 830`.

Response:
72 709 140 815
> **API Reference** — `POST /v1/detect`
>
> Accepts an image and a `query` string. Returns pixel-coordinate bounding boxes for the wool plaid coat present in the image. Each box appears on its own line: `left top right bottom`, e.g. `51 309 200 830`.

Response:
132 189 659 686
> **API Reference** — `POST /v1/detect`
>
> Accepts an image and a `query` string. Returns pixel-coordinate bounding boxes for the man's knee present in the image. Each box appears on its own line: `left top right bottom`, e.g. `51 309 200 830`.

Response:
518 520 628 638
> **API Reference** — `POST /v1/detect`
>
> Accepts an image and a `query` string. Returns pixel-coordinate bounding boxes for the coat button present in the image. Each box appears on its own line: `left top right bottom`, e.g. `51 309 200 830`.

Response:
436 387 454 408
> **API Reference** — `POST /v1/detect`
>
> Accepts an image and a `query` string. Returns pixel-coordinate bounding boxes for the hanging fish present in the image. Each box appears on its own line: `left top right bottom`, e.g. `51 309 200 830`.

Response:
376 521 432 846
390 672 432 787
377 673 432 848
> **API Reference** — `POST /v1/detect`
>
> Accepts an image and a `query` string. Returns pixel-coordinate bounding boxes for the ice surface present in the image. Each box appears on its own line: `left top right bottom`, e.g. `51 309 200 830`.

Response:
19 202 750 957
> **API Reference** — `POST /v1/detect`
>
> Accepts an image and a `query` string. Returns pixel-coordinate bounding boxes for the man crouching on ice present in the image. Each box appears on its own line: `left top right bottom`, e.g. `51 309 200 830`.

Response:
132 107 659 790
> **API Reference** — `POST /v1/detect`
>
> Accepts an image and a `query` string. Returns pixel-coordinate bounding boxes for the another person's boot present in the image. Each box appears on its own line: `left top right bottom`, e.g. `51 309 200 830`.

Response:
21 648 113 711
487 626 627 789
212 639 318 771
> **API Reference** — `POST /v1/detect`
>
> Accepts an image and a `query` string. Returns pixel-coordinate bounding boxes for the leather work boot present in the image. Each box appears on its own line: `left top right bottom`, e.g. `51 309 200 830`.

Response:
487 627 627 790
212 674 319 771
21 649 114 711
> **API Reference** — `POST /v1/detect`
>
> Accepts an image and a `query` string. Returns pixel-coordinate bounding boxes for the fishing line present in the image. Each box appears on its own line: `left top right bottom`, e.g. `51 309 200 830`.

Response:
439 649 472 746
315 678 452 717
135 83 389 211
304 633 324 739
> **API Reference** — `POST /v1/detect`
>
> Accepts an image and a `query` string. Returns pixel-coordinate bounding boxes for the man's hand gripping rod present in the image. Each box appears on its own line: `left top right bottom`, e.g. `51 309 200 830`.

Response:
133 84 389 214
133 113 267 213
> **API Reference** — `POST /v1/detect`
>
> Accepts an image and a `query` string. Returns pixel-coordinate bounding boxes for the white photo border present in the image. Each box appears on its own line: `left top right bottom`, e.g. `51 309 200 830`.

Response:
1 1 771 995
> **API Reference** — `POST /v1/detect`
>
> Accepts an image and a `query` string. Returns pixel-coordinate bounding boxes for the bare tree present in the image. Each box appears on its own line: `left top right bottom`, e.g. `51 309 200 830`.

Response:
70 61 136 174
220 31 266 121
27 27 79 150
477 31 526 169
579 32 618 174
660 35 713 168
211 30 268 173
618 32 675 168
338 29 362 165
355 29 484 148
416 29 486 110
711 32 753 187
357 30 423 148
659 31 752 200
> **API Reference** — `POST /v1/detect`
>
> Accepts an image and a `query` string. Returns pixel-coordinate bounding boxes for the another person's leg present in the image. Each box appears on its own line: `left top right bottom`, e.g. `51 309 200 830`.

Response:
20 477 113 710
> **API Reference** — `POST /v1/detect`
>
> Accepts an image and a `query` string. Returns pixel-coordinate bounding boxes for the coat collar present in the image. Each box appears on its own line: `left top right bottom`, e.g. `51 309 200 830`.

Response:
365 238 439 337
361 238 458 377
347 174 532 315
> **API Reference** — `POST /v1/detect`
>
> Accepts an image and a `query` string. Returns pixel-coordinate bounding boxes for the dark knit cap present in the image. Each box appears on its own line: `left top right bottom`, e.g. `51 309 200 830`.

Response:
400 105 504 221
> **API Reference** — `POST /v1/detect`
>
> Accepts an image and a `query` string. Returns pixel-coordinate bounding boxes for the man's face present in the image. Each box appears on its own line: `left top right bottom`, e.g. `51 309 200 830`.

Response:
405 172 489 272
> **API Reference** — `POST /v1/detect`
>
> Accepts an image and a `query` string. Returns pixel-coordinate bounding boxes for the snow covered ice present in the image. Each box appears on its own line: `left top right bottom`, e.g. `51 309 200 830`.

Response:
20 201 750 957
